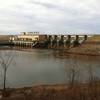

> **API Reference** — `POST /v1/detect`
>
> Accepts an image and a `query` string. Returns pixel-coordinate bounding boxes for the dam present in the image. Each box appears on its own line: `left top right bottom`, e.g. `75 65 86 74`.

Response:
8 32 88 49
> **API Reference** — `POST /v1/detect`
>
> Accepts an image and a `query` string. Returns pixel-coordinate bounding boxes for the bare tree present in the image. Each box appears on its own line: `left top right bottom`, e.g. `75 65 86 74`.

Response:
66 59 80 87
87 64 100 99
0 50 14 96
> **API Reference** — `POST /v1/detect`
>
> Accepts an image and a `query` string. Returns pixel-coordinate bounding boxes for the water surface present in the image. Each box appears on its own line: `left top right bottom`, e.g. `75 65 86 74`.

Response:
0 49 100 88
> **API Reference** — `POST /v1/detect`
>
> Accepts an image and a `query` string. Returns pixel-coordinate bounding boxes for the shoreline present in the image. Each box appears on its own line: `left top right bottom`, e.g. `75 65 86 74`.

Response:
0 82 100 100
0 46 100 57
63 51 100 56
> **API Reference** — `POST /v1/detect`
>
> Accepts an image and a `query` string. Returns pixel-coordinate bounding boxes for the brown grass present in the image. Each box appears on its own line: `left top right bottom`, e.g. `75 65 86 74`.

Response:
1 82 100 100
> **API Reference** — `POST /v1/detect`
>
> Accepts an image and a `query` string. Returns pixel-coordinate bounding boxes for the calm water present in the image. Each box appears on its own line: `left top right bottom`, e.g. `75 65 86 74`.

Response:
0 49 100 88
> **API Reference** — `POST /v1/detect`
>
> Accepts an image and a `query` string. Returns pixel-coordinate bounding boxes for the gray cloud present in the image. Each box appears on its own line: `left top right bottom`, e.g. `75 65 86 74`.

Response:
0 0 100 34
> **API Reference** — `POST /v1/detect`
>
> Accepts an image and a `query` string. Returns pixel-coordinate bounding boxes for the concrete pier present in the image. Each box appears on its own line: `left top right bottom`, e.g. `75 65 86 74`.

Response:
52 35 58 47
73 35 80 47
59 35 64 46
84 35 87 40
65 35 71 48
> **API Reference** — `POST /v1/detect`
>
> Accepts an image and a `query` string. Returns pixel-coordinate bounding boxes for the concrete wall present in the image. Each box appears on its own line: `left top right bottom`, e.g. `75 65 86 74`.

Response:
17 35 39 41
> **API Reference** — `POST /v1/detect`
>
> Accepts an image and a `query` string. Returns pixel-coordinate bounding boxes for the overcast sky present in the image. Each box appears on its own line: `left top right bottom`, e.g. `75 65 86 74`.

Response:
0 0 100 34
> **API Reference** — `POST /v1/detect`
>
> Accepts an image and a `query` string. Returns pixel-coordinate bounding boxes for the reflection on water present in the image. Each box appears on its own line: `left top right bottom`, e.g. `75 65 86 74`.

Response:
0 49 100 88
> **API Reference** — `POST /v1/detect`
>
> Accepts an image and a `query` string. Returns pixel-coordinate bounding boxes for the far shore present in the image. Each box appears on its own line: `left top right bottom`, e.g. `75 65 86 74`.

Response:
0 44 100 57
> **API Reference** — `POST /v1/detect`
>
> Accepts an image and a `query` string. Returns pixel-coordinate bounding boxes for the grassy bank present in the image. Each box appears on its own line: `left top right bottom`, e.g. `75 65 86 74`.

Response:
62 35 100 56
1 82 100 100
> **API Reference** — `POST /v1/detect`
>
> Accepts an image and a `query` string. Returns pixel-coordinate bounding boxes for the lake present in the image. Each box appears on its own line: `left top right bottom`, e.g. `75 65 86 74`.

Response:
0 49 100 88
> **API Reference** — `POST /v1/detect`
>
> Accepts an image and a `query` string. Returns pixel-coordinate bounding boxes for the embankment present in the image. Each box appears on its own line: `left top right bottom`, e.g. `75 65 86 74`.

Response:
63 35 100 56
1 82 100 100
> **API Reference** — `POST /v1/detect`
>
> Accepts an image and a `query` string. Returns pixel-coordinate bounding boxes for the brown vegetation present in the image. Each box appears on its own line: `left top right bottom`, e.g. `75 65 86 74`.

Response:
0 82 100 100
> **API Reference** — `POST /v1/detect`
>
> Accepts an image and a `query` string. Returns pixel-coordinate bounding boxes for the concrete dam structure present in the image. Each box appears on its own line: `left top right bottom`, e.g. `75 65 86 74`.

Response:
34 35 87 49
10 34 88 49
